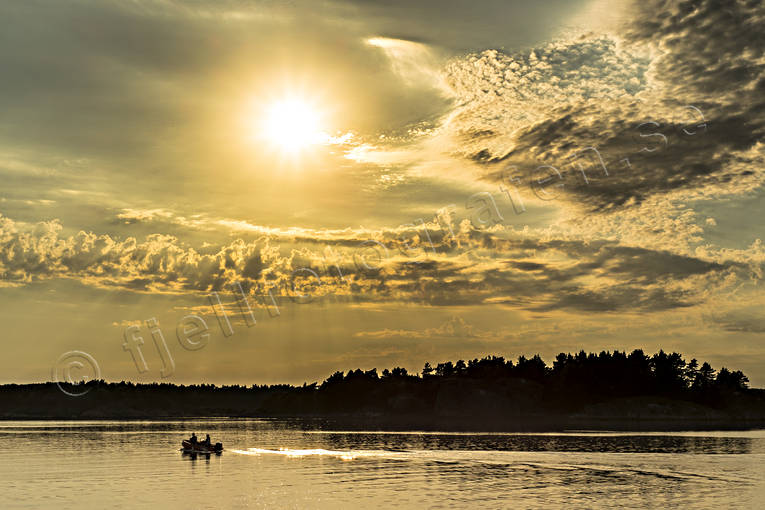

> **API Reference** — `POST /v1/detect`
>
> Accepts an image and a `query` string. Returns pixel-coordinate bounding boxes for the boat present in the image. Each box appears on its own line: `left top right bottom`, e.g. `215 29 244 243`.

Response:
181 439 223 454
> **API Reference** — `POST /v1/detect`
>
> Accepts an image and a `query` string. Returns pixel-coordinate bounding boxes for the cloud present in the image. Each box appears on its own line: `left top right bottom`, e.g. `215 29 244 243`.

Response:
354 315 478 340
1 0 763 331
0 212 754 315
713 314 765 334
355 0 763 217
328 1 765 331
366 37 449 93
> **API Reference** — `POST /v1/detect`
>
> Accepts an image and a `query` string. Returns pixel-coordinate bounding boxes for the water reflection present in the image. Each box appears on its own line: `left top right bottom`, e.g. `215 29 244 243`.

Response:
1 420 763 509
297 431 757 455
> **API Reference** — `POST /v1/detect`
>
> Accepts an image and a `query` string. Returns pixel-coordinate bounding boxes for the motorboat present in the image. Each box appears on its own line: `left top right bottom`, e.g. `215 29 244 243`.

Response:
181 439 223 454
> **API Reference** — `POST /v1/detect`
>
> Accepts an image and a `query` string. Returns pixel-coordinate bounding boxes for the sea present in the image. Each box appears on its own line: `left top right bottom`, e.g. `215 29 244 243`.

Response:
2 419 764 509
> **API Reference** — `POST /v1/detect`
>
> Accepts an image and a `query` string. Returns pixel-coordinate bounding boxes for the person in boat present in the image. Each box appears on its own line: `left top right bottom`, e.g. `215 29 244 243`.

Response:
190 432 198 445
204 434 211 447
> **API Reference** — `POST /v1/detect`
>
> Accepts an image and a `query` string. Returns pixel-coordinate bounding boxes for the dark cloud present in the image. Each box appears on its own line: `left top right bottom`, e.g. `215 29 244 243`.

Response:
444 0 764 211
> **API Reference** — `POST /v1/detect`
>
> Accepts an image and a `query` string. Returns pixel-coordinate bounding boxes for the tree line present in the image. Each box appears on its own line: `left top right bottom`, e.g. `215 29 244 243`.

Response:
321 349 749 394
0 349 758 423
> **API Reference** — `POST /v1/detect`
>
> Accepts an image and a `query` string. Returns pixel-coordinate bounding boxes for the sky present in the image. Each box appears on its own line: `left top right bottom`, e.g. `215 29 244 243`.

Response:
1 0 764 387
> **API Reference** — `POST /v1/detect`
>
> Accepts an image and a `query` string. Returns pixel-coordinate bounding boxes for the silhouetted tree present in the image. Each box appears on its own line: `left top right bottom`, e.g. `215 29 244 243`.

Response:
694 362 716 390
390 367 408 378
435 361 454 377
716 368 749 391
685 358 699 388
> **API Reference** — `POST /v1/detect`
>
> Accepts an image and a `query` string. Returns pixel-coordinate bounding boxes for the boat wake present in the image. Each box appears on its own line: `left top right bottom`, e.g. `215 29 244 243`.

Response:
228 448 759 485
231 447 406 461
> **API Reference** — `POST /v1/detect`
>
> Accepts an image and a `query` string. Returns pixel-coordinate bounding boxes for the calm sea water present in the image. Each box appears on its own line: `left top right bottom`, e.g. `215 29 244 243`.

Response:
2 420 764 509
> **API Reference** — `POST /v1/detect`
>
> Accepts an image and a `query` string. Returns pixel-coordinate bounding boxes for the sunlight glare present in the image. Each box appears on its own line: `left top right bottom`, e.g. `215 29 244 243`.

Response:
261 98 325 153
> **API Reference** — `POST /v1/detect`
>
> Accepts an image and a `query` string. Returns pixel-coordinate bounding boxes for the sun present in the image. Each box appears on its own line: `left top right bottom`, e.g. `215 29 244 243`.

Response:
261 98 326 153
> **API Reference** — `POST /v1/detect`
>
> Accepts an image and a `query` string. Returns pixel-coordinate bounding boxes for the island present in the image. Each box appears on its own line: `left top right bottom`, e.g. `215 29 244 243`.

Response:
2 349 764 431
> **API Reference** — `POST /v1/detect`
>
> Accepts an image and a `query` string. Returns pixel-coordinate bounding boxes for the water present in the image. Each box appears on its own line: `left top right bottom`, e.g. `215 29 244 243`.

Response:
2 420 764 509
